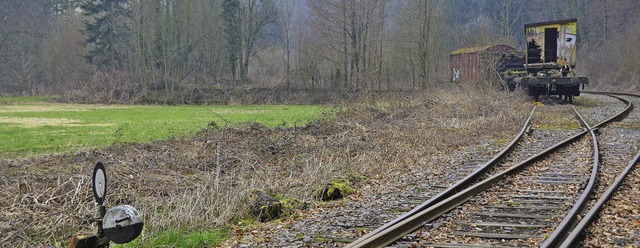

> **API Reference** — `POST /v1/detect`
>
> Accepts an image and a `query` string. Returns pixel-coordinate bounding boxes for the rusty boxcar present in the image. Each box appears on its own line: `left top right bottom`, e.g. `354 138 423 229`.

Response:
450 45 517 83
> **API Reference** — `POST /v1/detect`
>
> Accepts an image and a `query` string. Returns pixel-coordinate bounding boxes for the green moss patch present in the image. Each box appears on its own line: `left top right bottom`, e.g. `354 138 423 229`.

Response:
276 194 309 216
316 178 356 201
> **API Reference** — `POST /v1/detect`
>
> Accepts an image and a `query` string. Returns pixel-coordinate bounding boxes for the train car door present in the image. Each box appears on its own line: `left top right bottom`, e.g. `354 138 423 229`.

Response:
544 28 558 63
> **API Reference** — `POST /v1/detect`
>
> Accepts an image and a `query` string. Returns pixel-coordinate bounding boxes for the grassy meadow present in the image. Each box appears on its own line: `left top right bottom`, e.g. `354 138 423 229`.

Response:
0 97 326 158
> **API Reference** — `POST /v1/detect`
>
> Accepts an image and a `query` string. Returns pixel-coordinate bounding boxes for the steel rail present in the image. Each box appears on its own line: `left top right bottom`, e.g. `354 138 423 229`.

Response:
557 92 639 247
348 109 590 248
542 93 633 247
582 90 640 98
560 151 640 248
348 92 634 248
581 92 636 128
540 107 599 248
345 106 537 248
583 93 634 127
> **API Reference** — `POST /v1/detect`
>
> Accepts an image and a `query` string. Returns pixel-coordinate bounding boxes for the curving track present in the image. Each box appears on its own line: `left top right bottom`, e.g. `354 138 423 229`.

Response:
347 92 636 247
562 92 640 247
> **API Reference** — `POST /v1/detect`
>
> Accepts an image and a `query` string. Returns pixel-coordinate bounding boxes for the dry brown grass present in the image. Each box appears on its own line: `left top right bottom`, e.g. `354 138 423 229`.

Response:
0 84 530 246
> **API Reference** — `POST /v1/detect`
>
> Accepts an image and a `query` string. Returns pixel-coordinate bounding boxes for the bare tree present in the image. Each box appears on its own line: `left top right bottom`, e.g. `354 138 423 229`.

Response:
397 0 443 92
277 0 295 88
238 0 278 84
42 9 87 93
0 0 49 95
487 0 524 46
130 0 226 100
310 0 387 89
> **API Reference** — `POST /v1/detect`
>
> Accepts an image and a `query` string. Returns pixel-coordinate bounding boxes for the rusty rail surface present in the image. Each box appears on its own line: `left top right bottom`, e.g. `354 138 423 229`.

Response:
560 151 640 248
542 93 633 247
345 106 536 247
558 92 639 247
539 107 599 248
581 92 635 127
347 92 633 248
348 109 589 248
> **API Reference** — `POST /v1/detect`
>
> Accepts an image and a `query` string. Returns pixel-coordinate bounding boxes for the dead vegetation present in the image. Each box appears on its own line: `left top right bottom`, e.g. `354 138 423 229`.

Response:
0 84 530 246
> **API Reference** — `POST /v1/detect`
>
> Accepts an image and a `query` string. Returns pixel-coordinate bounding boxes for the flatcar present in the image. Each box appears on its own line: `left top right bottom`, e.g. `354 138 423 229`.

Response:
514 18 588 102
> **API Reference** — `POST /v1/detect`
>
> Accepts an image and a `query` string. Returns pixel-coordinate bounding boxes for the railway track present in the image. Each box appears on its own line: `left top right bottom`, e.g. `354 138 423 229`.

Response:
562 92 640 247
347 92 636 247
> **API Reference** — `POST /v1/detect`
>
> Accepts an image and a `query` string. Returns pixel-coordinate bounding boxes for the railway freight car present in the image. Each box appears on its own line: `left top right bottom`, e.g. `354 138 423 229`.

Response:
450 45 517 83
516 18 588 102
450 18 588 102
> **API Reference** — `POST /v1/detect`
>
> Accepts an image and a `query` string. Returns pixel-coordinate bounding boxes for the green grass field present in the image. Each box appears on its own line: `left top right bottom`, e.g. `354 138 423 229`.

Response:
0 97 327 158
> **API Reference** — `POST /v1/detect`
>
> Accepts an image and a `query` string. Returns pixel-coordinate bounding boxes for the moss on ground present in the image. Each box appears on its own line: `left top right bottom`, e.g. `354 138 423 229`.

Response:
316 177 356 201
276 194 309 216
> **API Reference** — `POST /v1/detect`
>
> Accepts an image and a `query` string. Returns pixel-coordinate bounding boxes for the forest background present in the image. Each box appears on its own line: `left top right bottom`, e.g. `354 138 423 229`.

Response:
1 0 638 104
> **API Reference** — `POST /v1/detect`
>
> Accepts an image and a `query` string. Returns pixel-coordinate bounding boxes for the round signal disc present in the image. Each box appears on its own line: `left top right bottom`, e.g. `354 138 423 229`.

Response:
92 162 107 205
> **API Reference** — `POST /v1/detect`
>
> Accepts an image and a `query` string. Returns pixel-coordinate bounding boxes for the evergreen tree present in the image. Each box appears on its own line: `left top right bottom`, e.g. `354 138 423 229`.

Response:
222 0 241 80
81 0 132 70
